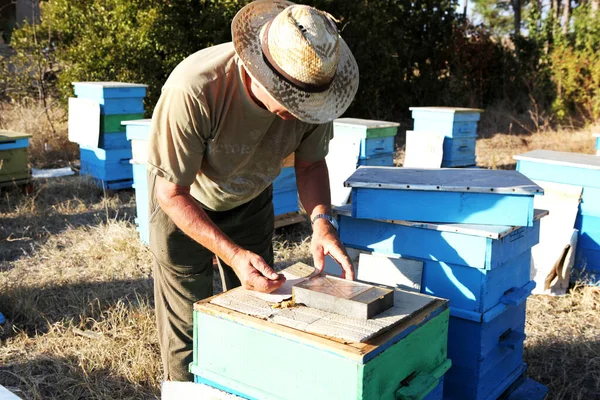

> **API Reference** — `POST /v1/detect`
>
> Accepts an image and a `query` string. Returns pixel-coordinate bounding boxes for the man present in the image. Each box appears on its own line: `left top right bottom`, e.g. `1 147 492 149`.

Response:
147 0 359 381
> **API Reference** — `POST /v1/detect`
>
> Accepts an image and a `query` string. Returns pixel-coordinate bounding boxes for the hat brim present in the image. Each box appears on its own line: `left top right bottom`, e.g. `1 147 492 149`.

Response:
232 0 359 124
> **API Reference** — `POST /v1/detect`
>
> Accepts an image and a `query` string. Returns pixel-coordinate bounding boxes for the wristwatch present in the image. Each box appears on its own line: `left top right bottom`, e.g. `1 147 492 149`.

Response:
311 213 339 231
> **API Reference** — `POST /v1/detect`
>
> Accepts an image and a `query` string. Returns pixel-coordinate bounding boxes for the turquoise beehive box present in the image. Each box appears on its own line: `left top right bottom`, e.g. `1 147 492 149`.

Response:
333 118 399 167
514 149 600 276
191 281 450 400
344 167 543 227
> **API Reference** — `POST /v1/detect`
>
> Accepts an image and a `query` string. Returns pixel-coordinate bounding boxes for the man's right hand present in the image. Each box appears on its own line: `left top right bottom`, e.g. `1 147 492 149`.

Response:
229 249 286 293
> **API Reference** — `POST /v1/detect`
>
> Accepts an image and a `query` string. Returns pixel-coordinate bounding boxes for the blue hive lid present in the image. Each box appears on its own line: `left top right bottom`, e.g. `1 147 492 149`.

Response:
344 167 543 196
514 150 600 170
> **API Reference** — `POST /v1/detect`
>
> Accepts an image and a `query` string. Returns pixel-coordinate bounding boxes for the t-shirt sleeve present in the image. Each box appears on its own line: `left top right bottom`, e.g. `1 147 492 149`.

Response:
147 86 210 186
294 122 333 162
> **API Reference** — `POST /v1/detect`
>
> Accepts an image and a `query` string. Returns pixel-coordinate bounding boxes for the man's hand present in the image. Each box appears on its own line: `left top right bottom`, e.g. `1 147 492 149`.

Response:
311 218 355 280
229 249 286 293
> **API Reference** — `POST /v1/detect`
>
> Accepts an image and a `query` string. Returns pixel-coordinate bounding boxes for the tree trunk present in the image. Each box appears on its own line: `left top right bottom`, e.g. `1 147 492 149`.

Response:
562 0 571 34
513 0 522 35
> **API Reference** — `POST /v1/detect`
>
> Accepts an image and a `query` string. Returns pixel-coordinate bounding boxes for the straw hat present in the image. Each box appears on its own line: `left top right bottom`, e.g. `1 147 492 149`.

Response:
232 0 359 124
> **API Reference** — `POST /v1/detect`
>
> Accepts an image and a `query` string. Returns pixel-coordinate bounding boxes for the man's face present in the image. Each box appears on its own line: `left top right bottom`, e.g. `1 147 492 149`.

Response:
248 76 296 121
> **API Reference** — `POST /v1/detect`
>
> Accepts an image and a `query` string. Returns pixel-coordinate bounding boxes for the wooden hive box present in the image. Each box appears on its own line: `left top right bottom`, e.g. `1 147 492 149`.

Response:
335 207 541 400
333 118 399 166
441 135 477 167
191 286 450 400
335 205 542 315
79 145 133 189
594 133 599 155
123 119 152 164
272 166 299 216
0 130 31 184
409 107 483 139
344 167 543 227
72 81 147 102
515 150 600 274
131 162 149 245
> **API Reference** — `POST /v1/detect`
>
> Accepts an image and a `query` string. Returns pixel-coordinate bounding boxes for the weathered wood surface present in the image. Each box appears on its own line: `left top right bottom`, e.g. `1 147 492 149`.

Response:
344 167 543 195
334 118 400 129
0 130 32 141
293 275 395 319
357 253 423 292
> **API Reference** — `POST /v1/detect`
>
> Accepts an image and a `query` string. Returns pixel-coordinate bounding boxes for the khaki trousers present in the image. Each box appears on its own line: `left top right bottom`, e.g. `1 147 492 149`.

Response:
148 172 274 381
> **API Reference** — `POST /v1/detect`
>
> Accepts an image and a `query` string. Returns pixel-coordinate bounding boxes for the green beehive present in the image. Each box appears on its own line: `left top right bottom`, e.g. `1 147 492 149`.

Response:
0 130 32 184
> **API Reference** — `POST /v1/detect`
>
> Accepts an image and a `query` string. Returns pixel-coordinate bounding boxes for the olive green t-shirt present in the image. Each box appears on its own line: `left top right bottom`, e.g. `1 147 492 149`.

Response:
147 42 332 212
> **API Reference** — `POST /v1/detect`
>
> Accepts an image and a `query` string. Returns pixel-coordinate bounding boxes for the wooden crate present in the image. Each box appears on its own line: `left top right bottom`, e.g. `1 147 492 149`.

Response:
345 167 543 227
0 148 30 183
409 107 483 138
191 289 450 400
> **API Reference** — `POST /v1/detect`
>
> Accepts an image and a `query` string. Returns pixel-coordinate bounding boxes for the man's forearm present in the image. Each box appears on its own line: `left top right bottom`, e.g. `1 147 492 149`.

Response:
156 183 242 265
295 158 331 219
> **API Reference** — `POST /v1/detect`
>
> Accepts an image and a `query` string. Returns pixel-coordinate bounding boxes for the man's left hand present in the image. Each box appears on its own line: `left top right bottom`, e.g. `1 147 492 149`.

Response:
310 218 355 280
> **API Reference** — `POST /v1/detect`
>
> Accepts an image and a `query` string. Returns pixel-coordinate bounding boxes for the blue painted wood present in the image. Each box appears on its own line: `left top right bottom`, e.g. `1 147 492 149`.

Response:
504 377 549 400
273 167 297 193
444 358 527 400
338 215 540 271
123 119 152 141
273 190 299 216
0 138 29 150
580 187 600 216
363 136 395 158
575 213 600 251
99 132 129 150
131 162 147 188
441 157 477 168
575 246 600 273
98 97 145 115
422 377 444 400
443 136 477 161
352 187 536 226
73 82 147 99
448 302 526 363
596 137 600 150
414 120 479 138
357 153 395 167
516 155 600 189
80 145 132 162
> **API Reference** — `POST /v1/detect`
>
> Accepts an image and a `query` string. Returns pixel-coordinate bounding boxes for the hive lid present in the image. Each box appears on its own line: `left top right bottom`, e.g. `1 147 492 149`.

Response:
334 118 400 129
71 81 148 88
409 106 484 113
593 133 600 138
344 167 543 196
0 130 32 141
121 119 152 126
514 150 600 170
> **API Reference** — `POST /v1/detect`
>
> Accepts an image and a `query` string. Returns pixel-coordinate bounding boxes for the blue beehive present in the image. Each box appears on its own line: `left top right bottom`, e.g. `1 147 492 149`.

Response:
71 82 147 189
333 118 399 167
594 133 600 155
514 149 600 278
272 166 299 216
409 107 483 168
123 119 152 245
344 167 543 227
335 164 549 399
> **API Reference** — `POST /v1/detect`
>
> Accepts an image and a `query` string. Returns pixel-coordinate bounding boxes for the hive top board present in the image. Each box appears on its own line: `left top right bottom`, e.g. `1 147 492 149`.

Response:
344 167 543 195
0 130 32 141
333 118 400 128
408 106 484 113
514 149 600 170
121 119 152 126
71 82 148 88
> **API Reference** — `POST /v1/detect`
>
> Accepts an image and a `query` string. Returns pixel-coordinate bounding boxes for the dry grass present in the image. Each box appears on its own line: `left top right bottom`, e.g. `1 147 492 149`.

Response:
1 101 599 399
